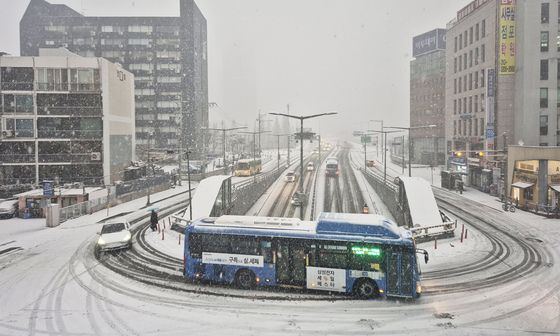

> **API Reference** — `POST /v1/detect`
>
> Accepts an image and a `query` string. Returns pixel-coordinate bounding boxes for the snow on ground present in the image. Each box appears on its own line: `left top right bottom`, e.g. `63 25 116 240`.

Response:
2 143 560 335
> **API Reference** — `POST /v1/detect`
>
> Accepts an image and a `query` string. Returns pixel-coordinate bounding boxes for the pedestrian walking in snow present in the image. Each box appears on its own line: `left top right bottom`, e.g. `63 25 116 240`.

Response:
150 209 158 231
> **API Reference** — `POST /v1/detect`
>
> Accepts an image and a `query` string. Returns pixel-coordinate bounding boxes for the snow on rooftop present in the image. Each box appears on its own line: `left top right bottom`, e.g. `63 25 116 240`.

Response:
398 176 443 228
184 175 230 222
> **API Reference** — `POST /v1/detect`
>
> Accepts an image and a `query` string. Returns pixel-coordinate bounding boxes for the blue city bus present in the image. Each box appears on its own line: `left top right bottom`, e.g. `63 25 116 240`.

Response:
183 212 427 299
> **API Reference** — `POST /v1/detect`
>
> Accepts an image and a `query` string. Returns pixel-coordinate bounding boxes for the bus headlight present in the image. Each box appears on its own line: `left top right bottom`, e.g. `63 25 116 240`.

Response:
416 282 422 294
97 238 106 245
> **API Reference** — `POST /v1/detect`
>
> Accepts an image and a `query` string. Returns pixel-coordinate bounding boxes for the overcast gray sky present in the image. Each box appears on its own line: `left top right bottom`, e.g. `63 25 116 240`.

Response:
0 0 469 139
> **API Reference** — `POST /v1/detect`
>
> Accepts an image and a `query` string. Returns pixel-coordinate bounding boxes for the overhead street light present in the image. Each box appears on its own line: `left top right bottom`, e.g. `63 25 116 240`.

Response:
270 111 338 220
205 124 248 175
365 129 402 184
383 124 437 177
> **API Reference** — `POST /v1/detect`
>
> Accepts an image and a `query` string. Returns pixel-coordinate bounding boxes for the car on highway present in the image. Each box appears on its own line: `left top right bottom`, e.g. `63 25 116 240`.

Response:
290 192 307 207
366 160 375 167
0 199 18 219
285 171 297 182
95 220 132 256
307 162 315 171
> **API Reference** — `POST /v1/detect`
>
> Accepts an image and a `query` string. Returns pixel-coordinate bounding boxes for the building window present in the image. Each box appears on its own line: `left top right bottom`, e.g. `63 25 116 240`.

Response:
454 37 458 52
541 31 550 51
459 77 462 93
557 30 560 51
459 55 462 71
135 88 155 96
468 119 472 136
540 115 549 135
541 59 549 80
469 73 472 90
463 119 467 135
557 87 560 107
481 93 485 111
454 120 457 135
463 97 467 114
542 3 550 24
101 26 113 32
459 34 462 50
454 99 457 114
475 47 479 65
541 88 549 108
469 50 473 68
454 58 457 73
474 71 479 88
36 68 69 91
470 27 474 44
0 67 34 91
458 98 462 114
464 53 467 69
475 94 479 112
69 69 99 92
480 118 485 136
464 31 468 48
482 19 486 37
481 44 485 62
474 118 478 136
458 120 461 135
481 69 485 87
454 78 457 94
128 38 152 46
476 23 480 41
469 96 473 113
128 25 153 33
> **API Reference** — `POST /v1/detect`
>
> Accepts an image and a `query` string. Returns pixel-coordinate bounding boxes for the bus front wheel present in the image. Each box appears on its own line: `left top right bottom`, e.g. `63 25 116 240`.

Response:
235 269 256 290
354 279 379 299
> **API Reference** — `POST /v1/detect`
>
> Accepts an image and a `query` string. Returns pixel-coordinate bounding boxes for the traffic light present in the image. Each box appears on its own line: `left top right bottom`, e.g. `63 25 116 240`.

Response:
478 151 484 157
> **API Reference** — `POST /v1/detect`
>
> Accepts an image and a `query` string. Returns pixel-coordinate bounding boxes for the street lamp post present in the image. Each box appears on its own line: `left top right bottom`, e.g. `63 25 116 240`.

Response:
273 134 290 172
364 129 401 184
384 125 437 177
186 149 193 220
205 124 247 175
270 111 337 220
370 120 383 162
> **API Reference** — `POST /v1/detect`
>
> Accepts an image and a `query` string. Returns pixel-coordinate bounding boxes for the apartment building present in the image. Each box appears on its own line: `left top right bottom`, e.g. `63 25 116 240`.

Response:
0 48 135 186
20 0 208 157
410 28 446 165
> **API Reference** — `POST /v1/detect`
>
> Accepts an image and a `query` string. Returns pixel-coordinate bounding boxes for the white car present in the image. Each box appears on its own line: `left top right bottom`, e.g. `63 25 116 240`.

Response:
307 162 315 171
0 200 18 219
95 221 132 256
285 171 297 182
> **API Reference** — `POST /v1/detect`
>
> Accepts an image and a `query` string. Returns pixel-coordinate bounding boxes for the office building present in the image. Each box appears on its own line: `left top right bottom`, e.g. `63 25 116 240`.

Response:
0 48 135 186
20 0 208 156
410 28 446 165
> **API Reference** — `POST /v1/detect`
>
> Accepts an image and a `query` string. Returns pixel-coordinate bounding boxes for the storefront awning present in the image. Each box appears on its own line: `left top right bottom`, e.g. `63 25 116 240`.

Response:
511 181 534 189
550 185 560 193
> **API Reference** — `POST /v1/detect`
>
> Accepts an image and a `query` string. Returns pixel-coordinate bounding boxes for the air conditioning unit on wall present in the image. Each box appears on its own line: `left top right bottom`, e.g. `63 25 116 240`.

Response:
1 130 13 138
90 152 101 161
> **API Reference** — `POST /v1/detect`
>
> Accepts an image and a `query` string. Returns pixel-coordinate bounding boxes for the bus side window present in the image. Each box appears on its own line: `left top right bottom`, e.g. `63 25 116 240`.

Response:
189 233 202 258
260 241 272 263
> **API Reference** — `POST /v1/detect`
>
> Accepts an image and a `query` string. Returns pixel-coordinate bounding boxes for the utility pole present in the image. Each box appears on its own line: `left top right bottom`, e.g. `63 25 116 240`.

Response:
177 102 183 186
205 124 247 175
270 111 338 220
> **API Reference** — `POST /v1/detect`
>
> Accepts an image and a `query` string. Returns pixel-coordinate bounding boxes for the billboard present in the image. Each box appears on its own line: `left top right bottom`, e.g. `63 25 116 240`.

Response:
412 28 446 57
499 0 516 74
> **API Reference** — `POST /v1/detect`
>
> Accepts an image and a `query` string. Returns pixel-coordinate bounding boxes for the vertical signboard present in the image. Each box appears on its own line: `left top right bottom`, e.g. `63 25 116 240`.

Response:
499 0 516 74
485 68 496 150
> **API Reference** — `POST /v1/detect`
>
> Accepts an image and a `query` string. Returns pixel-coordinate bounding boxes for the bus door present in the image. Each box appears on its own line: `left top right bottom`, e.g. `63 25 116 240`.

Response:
386 250 414 296
275 240 306 286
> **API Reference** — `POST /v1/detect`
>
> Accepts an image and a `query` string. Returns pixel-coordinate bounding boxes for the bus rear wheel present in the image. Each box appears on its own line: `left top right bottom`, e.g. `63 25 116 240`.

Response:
354 279 379 299
235 269 256 290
